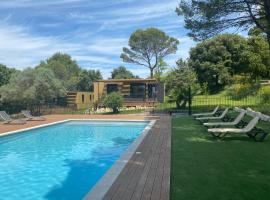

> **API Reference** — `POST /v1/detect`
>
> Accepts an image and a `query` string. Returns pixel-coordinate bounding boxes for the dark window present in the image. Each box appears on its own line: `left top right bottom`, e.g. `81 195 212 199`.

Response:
90 95 92 101
82 94 85 103
107 84 118 94
130 83 145 98
148 84 157 98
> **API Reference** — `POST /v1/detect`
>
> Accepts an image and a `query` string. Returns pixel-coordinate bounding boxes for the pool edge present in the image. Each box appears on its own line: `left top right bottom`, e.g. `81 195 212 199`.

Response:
0 119 151 137
83 119 156 200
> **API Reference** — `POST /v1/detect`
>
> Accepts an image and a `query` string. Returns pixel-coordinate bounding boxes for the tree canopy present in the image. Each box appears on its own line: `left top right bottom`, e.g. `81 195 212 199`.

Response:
77 69 102 91
121 28 179 78
0 64 17 87
111 66 137 79
176 0 270 47
0 68 66 104
37 53 81 91
37 53 102 91
189 34 270 93
166 59 198 108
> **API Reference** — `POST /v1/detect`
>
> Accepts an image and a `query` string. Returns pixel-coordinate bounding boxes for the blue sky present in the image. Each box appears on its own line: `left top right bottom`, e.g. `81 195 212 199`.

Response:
0 0 196 78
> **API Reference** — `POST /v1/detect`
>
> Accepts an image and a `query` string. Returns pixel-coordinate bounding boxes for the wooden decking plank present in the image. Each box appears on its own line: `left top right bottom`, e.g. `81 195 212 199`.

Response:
118 128 162 200
103 123 159 200
110 128 161 200
103 115 171 200
140 129 165 200
160 119 171 200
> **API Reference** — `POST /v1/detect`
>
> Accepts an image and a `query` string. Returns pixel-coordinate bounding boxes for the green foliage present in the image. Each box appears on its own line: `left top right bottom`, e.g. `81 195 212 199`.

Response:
176 0 270 47
77 69 102 91
189 34 246 92
226 83 261 100
189 34 270 93
121 28 179 77
0 64 17 87
240 35 270 78
166 59 198 108
103 92 123 113
261 86 270 104
37 53 80 90
111 66 136 79
0 68 66 104
153 59 168 81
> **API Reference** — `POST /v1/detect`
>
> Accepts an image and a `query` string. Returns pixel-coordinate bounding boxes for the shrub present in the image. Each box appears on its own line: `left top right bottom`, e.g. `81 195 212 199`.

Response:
103 92 123 113
226 83 261 100
261 86 270 104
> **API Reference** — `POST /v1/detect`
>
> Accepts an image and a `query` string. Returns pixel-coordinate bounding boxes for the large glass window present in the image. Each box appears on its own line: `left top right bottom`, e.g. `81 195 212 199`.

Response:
107 84 118 94
130 83 145 98
82 94 85 103
148 84 157 98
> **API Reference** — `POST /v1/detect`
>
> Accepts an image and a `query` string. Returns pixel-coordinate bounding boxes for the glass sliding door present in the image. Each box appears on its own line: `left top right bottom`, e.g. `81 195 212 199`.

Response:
130 83 145 98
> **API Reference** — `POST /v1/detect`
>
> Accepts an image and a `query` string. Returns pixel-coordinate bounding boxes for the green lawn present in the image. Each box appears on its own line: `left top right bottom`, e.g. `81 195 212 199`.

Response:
171 115 270 200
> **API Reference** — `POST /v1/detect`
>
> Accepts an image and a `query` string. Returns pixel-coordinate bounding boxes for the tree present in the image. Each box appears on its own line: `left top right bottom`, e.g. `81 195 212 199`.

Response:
0 68 66 105
189 34 248 93
77 69 102 91
103 92 124 113
153 59 168 81
240 33 270 78
37 53 80 90
0 64 17 87
111 66 136 79
176 0 270 48
166 59 198 108
121 28 179 78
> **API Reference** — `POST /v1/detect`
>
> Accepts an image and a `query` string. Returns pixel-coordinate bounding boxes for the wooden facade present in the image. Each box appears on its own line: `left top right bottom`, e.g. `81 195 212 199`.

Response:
66 92 94 110
93 79 164 107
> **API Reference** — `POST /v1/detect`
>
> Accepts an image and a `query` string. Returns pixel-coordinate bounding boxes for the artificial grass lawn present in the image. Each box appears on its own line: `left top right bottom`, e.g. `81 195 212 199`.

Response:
171 116 270 200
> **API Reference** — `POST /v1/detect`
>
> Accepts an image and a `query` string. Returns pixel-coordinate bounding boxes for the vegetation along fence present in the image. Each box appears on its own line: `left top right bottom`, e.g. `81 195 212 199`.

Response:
155 93 269 115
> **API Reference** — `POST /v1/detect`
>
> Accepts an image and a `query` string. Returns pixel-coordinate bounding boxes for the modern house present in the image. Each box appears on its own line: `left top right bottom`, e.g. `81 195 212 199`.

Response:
66 91 94 110
93 79 164 107
66 79 164 110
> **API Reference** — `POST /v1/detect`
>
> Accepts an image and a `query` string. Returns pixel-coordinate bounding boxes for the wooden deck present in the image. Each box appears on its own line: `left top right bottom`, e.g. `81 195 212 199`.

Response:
103 115 171 200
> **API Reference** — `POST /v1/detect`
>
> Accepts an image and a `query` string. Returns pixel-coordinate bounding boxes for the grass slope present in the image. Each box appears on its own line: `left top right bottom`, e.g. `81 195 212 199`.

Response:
171 116 270 200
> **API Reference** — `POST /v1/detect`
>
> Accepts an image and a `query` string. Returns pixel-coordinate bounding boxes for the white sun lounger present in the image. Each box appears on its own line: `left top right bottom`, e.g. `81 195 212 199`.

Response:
208 111 269 141
197 108 229 122
0 111 26 124
192 106 219 117
203 108 246 128
21 110 46 121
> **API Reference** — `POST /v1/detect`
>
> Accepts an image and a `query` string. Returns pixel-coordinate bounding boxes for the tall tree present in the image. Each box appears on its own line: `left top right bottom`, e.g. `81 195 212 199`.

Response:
121 28 179 78
77 69 102 91
37 53 80 90
189 34 247 93
111 66 137 79
176 0 270 47
166 59 198 108
0 64 17 87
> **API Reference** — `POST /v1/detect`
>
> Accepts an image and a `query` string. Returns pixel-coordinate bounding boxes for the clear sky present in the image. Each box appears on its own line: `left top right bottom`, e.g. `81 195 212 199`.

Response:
0 0 196 78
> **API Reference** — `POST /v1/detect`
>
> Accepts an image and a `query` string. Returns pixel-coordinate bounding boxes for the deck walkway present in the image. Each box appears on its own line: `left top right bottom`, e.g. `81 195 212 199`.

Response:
103 115 171 200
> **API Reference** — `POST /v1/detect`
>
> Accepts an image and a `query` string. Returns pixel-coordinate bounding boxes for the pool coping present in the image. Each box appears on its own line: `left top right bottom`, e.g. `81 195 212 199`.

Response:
0 119 153 137
83 119 156 200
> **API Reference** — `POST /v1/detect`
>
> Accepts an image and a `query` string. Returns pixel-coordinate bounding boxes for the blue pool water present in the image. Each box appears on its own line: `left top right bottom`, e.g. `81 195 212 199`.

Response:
0 120 148 200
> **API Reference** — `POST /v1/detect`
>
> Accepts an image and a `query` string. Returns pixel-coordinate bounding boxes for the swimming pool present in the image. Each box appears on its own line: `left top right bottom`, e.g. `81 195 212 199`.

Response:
0 120 149 200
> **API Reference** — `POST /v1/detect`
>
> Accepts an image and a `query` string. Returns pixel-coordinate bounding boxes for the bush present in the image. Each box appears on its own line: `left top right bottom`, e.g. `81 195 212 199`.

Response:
261 86 270 104
226 83 261 100
103 92 123 113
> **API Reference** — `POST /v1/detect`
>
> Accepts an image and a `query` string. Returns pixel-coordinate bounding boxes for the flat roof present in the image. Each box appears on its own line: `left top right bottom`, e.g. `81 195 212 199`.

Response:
95 79 157 82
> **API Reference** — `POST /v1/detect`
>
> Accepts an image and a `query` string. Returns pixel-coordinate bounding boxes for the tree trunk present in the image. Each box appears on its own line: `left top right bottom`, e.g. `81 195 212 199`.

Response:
263 0 270 49
150 68 154 78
